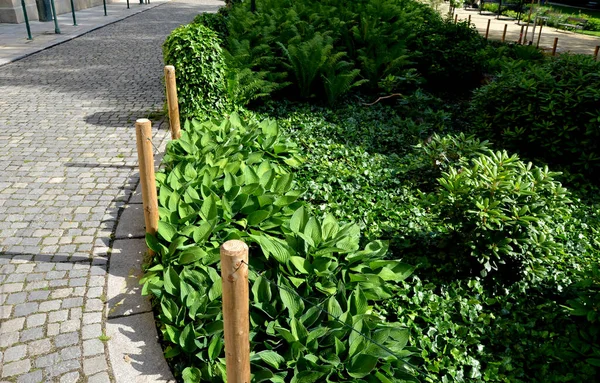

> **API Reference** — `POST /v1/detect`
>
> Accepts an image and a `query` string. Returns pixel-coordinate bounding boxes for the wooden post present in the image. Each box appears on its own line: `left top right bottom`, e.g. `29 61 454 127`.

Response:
135 119 159 252
455 14 458 23
594 46 599 61
468 14 471 24
164 66 181 140
518 25 525 44
502 24 507 42
552 37 558 56
536 20 544 47
221 240 250 383
485 19 491 39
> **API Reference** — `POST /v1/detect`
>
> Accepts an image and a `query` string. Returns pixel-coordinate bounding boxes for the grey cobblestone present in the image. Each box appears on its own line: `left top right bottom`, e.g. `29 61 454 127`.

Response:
20 326 44 342
55 332 79 348
3 344 27 362
27 339 52 356
0 1 211 381
83 355 108 376
16 369 42 383
26 313 46 328
59 371 80 383
2 359 31 378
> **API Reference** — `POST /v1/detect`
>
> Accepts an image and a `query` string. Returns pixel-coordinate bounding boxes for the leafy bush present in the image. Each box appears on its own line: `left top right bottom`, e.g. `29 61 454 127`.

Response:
262 105 599 382
421 149 572 281
142 114 420 382
568 262 600 368
470 54 600 179
163 24 229 119
407 19 489 94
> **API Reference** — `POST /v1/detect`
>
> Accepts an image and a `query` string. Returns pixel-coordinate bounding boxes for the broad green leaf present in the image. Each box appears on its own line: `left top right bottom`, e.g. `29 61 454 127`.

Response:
290 206 310 234
249 233 293 263
321 213 339 240
179 247 207 265
257 350 285 369
182 367 201 383
304 217 322 247
200 194 217 221
193 222 213 244
348 354 378 378
247 210 270 226
179 323 197 353
290 256 311 274
208 335 223 361
158 221 177 242
164 266 180 296
280 285 303 317
290 370 325 383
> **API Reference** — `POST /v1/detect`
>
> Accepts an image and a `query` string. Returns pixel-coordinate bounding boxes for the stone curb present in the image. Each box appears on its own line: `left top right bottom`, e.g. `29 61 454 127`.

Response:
105 124 174 383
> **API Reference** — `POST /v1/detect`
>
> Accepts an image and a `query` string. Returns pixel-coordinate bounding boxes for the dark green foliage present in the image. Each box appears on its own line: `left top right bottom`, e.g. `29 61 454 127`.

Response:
163 24 229 118
423 149 572 281
261 105 600 382
407 20 489 94
142 114 420 382
221 0 477 105
470 54 600 178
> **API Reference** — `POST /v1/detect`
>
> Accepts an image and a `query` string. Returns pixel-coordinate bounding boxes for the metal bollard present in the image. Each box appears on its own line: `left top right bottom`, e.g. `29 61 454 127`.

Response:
20 0 32 40
49 0 61 34
70 0 77 26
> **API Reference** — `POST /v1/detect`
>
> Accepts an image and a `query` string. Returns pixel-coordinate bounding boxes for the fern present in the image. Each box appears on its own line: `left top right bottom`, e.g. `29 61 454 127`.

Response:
279 33 334 98
322 53 367 106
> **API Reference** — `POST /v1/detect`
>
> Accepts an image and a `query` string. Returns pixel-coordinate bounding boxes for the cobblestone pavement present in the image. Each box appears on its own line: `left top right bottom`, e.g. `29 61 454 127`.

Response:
0 0 222 381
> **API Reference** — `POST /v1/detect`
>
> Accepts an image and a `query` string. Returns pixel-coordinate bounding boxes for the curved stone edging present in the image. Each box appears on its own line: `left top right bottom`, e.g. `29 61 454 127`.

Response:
105 125 175 383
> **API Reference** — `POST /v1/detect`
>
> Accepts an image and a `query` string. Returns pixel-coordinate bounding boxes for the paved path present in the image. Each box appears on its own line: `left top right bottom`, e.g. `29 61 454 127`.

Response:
445 4 600 55
0 0 169 67
0 0 222 381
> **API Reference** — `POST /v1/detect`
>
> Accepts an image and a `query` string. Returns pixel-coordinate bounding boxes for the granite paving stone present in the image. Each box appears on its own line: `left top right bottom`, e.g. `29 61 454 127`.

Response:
0 0 222 382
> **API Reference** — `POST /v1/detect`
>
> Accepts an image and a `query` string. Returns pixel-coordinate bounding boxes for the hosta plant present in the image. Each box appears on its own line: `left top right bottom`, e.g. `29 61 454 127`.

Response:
141 114 420 382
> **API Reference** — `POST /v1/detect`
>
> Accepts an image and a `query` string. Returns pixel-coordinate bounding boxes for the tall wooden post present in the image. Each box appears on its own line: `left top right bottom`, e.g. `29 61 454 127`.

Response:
502 24 507 42
552 37 558 56
221 240 250 383
594 46 599 61
135 119 159 252
485 19 491 39
536 21 544 47
164 66 181 140
518 25 525 44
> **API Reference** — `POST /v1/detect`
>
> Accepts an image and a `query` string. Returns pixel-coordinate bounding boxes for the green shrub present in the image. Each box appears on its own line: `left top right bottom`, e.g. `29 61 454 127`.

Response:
192 10 229 42
407 19 489 94
142 114 420 382
568 262 600 368
163 24 229 119
422 149 572 282
470 54 600 179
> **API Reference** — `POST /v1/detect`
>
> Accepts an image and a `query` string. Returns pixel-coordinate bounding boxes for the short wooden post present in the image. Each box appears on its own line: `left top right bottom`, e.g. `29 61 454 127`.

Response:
594 46 599 61
164 66 181 140
552 37 558 56
135 119 159 252
455 14 458 23
502 24 507 42
468 14 471 24
221 240 250 383
518 25 525 44
485 19 491 39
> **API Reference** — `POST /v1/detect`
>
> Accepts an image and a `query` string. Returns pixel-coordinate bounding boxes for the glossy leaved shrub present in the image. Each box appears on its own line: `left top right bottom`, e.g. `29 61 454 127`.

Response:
422 149 572 282
470 54 600 179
